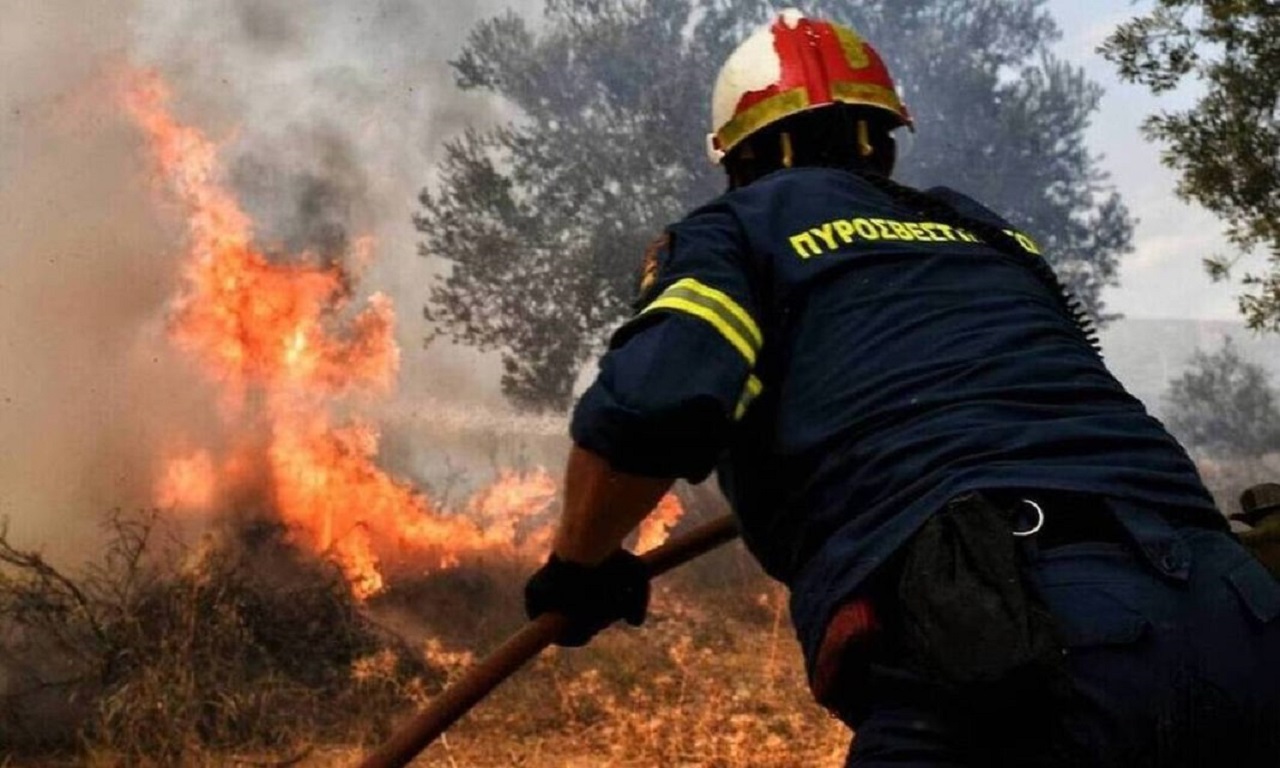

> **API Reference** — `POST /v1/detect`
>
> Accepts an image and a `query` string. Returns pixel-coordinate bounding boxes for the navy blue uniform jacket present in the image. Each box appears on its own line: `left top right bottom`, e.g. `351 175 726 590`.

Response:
571 167 1219 683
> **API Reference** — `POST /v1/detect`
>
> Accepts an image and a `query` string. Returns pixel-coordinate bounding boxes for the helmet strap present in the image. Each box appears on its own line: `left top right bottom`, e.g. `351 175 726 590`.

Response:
723 107 897 189
857 120 874 158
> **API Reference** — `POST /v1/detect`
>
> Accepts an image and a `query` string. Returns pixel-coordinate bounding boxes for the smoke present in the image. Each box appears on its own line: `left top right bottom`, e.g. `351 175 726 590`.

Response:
127 0 520 392
230 129 374 266
0 0 556 557
126 0 560 468
0 0 209 556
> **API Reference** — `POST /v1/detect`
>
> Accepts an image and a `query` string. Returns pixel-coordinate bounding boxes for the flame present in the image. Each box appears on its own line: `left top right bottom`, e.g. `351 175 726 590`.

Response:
129 72 684 595
124 74 396 409
636 494 685 554
127 71 585 597
156 450 217 510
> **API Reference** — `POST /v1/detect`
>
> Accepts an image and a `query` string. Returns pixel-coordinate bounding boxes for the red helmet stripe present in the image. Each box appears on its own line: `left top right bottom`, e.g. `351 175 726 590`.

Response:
773 17 832 106
734 17 902 119
813 22 862 87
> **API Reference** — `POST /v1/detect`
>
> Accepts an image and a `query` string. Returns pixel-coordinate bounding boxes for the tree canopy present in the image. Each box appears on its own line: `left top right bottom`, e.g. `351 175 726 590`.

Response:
1163 338 1280 458
419 0 1134 411
1101 1 1280 331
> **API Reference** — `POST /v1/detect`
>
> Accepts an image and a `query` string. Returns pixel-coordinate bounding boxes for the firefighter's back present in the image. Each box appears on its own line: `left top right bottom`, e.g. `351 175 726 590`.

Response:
705 167 1220 650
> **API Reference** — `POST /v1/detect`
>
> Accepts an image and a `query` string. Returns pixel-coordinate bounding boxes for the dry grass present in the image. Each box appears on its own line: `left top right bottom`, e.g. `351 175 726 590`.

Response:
0 511 850 767
0 513 431 765
391 577 850 767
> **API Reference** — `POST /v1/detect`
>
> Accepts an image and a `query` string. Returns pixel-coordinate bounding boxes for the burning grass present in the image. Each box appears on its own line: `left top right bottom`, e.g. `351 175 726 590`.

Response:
414 558 851 768
0 509 849 767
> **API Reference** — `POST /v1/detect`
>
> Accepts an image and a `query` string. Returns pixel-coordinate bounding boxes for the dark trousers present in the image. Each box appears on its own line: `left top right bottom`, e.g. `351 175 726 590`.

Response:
844 525 1280 767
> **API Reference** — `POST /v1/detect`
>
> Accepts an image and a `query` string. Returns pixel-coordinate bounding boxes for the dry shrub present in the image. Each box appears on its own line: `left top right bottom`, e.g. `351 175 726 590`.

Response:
0 512 433 765
2 495 853 767
369 559 529 653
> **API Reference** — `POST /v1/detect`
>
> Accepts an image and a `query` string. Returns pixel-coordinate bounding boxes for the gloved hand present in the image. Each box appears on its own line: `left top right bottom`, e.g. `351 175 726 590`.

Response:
524 550 650 647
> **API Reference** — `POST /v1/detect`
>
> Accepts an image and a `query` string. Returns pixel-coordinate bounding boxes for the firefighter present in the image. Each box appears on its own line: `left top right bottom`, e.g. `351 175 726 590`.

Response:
524 9 1280 766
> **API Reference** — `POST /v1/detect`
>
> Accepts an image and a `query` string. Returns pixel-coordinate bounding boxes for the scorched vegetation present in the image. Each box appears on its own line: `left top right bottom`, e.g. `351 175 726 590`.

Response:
0 499 848 767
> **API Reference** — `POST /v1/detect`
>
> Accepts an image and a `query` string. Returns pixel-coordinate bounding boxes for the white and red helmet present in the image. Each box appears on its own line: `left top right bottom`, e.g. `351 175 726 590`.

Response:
708 9 913 164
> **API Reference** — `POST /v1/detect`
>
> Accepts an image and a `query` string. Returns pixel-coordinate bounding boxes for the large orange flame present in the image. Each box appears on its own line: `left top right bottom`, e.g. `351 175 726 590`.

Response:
128 71 683 597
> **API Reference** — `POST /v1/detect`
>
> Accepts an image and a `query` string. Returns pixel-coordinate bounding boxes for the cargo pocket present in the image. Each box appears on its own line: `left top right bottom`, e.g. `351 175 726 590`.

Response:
1226 555 1280 626
1033 545 1153 650
1040 583 1151 649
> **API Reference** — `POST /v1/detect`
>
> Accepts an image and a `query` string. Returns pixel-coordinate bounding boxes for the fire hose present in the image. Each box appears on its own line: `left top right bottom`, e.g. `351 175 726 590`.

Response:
357 514 741 768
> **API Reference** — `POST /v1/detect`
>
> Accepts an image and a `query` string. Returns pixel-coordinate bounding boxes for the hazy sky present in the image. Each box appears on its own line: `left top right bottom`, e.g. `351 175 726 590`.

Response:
1045 0 1263 321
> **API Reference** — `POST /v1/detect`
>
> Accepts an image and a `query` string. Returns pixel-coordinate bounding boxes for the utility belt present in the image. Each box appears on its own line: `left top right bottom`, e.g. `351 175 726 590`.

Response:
813 489 1210 724
983 489 1129 551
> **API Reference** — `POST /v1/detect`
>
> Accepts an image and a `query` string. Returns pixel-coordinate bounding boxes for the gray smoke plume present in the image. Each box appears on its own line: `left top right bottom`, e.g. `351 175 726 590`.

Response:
127 0 551 448
0 0 557 559
0 0 206 557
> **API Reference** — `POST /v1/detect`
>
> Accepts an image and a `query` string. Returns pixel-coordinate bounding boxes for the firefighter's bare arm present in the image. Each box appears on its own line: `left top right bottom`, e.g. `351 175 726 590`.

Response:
526 210 758 647
523 445 673 647
552 444 675 565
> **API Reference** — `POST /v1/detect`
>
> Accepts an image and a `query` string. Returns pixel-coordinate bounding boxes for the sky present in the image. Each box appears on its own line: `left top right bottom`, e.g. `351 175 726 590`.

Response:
1045 0 1264 321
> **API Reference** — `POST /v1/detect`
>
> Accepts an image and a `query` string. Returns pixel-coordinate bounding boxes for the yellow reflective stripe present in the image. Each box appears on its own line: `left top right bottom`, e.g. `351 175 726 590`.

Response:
734 375 764 421
829 81 908 118
716 87 810 157
640 278 763 365
832 26 872 70
1003 229 1043 256
667 278 763 348
715 82 907 158
644 296 757 364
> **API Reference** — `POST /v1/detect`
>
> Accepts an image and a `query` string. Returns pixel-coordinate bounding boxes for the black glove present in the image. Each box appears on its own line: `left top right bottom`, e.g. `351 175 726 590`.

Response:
524 550 650 647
